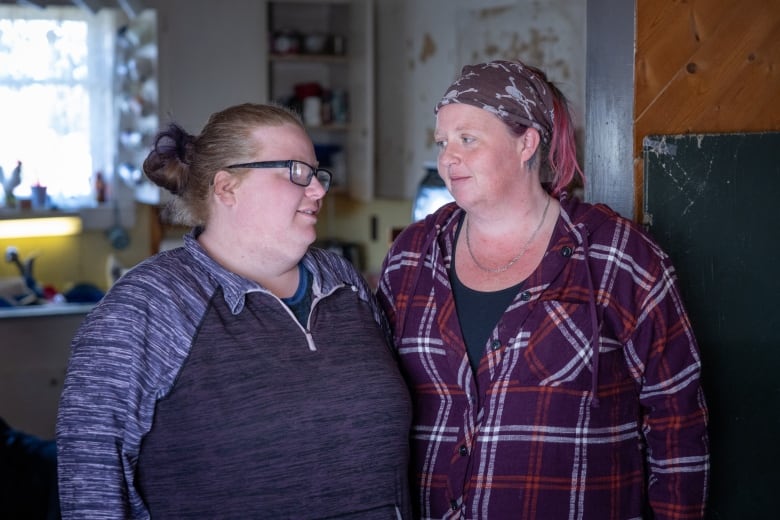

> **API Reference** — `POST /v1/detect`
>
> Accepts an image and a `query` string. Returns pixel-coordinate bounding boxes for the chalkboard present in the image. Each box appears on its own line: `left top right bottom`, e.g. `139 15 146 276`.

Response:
643 132 780 519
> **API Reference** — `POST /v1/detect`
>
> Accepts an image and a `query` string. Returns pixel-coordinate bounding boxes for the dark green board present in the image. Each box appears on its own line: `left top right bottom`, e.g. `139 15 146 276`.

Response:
643 132 780 519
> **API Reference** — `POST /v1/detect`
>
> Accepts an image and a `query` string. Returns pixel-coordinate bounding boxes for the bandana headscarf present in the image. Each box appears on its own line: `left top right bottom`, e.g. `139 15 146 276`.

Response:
435 60 555 143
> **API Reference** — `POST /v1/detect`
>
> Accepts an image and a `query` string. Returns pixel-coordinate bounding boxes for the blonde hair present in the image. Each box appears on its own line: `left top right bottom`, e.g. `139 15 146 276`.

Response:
143 103 304 225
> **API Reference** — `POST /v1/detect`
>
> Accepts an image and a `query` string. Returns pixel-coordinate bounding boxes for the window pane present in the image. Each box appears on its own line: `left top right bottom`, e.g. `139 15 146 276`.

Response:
0 18 87 82
0 6 117 209
0 83 92 200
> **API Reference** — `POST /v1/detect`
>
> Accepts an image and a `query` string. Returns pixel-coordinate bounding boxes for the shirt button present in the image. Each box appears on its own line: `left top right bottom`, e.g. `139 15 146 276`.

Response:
450 499 459 511
561 246 573 257
520 291 531 301
459 444 468 456
491 340 501 351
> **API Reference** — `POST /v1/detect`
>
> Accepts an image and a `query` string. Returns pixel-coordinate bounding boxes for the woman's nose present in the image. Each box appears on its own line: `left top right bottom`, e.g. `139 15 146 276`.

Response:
305 176 327 198
438 145 458 168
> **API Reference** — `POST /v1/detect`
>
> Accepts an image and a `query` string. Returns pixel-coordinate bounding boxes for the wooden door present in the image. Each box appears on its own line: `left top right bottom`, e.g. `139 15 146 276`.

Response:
634 0 780 220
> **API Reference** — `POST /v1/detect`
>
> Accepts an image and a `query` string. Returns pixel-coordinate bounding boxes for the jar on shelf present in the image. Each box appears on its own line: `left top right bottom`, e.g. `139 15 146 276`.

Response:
271 30 301 55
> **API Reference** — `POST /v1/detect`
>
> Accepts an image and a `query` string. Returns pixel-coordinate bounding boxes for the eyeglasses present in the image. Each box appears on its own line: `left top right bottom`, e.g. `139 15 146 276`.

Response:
226 160 332 192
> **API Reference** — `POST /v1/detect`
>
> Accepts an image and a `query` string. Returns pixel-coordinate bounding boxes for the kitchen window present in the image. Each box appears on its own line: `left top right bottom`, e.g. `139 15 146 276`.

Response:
0 5 157 212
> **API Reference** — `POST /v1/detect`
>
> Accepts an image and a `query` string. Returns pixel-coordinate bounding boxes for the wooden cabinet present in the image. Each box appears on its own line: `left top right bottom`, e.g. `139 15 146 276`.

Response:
265 0 375 201
0 307 91 439
155 0 269 135
149 0 375 205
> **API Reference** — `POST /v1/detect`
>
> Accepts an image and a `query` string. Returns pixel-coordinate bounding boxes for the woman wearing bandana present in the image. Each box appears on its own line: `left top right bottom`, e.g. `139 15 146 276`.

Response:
377 60 709 519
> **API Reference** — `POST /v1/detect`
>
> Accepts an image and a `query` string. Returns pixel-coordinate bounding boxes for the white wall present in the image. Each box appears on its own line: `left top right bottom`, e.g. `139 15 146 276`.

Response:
375 0 586 199
154 0 268 133
149 0 586 201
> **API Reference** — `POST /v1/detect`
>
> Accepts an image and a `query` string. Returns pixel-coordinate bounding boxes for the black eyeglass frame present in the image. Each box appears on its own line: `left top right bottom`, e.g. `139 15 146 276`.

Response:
225 160 333 192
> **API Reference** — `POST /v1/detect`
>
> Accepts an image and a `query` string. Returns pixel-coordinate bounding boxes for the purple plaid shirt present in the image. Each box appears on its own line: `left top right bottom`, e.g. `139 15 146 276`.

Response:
377 196 709 519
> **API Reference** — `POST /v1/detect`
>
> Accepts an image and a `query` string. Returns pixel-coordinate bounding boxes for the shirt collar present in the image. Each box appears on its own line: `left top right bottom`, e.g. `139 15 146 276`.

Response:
183 230 262 315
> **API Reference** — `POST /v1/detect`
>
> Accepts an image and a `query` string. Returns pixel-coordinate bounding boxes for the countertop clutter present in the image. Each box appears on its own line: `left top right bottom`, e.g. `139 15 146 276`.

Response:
1 245 104 312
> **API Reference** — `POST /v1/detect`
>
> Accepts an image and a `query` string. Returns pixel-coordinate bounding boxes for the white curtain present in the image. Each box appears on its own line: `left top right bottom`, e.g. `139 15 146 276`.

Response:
0 5 120 208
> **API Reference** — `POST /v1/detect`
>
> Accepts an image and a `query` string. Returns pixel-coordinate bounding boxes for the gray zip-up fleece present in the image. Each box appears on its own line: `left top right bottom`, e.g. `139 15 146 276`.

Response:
57 232 412 519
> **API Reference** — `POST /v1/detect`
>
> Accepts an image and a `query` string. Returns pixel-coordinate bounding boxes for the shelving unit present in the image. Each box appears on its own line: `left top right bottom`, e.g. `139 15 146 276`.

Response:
266 0 374 201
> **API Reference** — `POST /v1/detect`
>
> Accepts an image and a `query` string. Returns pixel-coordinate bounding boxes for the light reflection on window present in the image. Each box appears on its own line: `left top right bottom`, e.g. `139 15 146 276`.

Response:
0 6 140 210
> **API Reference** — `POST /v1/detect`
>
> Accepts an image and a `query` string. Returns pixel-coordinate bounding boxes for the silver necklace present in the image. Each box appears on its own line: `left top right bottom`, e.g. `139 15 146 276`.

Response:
465 195 551 274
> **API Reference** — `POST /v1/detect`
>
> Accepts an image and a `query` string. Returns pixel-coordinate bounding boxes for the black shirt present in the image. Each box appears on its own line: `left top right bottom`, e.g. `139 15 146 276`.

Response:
451 219 523 373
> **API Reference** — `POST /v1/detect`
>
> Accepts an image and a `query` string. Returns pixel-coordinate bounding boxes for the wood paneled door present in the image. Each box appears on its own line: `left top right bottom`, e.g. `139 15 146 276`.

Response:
634 0 780 220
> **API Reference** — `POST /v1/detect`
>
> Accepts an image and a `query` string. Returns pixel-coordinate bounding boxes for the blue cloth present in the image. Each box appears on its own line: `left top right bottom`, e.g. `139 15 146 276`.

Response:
1 417 60 519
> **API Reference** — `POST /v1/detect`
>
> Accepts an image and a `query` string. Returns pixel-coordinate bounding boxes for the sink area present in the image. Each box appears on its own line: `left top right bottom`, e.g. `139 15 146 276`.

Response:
0 274 103 314
2 245 42 306
0 274 96 317
0 275 37 307
1 245 104 311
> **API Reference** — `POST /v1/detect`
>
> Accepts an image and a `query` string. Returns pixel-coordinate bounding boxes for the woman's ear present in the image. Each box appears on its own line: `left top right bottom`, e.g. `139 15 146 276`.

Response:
212 169 239 206
518 128 542 164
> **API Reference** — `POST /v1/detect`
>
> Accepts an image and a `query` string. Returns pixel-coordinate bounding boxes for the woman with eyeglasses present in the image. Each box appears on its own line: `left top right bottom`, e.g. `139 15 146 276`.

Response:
56 103 412 519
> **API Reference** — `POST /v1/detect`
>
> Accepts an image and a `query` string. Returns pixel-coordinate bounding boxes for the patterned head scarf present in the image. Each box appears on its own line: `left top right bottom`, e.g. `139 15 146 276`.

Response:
435 60 555 143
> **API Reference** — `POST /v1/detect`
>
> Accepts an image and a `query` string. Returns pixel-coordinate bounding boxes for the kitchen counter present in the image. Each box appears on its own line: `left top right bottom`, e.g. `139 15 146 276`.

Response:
0 302 94 319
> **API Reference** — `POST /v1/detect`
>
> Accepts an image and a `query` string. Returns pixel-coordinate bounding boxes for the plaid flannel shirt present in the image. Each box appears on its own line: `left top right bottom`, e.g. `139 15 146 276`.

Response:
377 196 709 520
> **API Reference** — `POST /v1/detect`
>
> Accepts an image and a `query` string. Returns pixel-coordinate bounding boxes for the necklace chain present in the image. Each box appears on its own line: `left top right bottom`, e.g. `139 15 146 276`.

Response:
465 195 551 274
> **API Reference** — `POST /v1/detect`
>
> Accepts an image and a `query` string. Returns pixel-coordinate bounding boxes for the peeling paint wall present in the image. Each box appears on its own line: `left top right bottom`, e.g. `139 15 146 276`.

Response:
375 0 586 199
